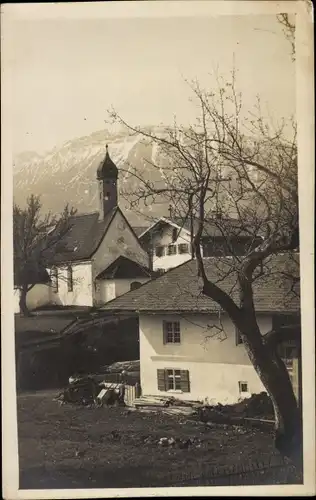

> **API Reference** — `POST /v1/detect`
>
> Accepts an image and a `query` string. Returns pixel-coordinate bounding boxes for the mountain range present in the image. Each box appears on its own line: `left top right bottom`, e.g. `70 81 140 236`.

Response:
13 128 170 227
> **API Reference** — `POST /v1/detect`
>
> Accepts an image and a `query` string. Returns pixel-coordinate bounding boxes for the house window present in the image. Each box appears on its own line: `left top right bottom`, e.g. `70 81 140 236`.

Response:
167 244 177 256
50 267 58 293
272 313 299 330
172 228 178 242
155 245 165 257
67 265 73 292
239 381 248 393
157 368 190 392
278 343 297 369
163 321 181 343
178 243 189 254
167 369 181 390
273 314 299 367
130 281 142 291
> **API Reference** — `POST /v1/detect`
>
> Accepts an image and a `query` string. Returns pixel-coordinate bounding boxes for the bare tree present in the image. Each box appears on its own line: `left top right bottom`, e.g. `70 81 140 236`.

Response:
277 13 296 61
14 194 77 316
108 71 301 465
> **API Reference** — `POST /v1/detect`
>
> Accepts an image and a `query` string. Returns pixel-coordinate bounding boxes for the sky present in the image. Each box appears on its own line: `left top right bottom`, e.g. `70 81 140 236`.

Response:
6 8 296 155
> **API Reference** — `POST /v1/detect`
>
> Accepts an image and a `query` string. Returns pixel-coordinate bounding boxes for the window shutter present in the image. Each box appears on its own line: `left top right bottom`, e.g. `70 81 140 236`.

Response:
157 369 166 391
162 321 167 344
180 370 190 393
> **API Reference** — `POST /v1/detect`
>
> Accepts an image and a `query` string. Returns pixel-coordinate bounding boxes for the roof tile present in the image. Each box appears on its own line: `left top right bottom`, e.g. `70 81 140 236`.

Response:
101 253 300 314
46 208 117 264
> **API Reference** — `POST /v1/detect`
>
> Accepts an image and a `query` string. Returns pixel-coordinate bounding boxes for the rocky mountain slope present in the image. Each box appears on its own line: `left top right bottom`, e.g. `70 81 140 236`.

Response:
13 128 168 226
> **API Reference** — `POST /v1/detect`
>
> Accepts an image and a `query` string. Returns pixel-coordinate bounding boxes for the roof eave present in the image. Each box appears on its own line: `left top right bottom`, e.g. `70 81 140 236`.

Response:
100 307 300 315
49 256 92 266
139 216 191 239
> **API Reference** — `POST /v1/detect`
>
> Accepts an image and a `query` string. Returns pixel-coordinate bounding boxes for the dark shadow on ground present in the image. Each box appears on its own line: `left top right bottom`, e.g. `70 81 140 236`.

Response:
20 462 301 489
20 463 161 489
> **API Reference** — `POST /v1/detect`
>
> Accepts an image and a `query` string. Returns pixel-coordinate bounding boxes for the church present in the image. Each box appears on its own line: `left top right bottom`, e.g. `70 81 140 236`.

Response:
13 146 152 312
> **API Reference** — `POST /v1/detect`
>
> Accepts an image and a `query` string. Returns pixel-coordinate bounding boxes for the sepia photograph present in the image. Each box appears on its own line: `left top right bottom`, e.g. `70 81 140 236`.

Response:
1 1 314 497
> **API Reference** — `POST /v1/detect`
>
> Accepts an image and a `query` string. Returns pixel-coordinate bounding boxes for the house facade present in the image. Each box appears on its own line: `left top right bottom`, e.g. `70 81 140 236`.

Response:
139 218 193 272
138 312 270 404
14 146 151 313
139 215 262 273
101 254 301 405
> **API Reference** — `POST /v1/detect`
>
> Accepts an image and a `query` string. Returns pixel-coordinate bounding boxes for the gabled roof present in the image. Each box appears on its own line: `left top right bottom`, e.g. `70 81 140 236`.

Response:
139 216 256 240
45 207 117 264
96 255 152 279
100 253 300 314
138 217 188 238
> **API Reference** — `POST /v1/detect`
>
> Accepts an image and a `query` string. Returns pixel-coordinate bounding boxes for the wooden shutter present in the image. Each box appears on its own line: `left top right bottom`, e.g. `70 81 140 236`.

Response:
162 321 167 344
180 370 190 393
157 369 166 391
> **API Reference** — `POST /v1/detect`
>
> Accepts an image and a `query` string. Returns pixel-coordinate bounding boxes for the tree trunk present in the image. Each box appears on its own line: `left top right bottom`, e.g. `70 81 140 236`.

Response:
19 288 32 317
242 323 302 470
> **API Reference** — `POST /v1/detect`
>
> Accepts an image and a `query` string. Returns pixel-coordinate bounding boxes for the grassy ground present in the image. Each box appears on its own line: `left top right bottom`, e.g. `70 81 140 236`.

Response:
17 390 287 489
15 314 75 338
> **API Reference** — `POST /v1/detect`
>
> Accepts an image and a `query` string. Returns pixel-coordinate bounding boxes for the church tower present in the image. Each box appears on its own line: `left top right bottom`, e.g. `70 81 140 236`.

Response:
97 145 118 220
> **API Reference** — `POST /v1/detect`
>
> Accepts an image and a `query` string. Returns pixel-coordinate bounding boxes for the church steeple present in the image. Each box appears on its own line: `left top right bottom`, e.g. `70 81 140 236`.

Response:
97 145 118 219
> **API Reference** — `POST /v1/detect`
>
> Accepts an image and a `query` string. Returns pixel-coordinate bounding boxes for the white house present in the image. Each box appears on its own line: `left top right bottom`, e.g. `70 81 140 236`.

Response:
138 215 262 273
138 218 193 272
14 145 152 313
101 254 300 405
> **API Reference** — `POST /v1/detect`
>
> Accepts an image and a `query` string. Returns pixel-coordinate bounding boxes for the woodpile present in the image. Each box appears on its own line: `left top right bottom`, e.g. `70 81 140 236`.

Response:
132 395 202 416
103 360 140 374
134 396 171 408
54 377 125 407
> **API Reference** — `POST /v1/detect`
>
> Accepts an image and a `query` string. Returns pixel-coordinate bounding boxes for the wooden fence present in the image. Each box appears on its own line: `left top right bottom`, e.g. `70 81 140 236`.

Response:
124 384 141 406
100 381 141 407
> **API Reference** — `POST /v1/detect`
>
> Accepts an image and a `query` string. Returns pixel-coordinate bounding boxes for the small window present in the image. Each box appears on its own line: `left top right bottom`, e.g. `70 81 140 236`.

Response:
155 245 165 257
163 321 181 343
239 381 248 393
130 281 142 291
172 228 178 242
67 265 73 292
178 243 189 254
278 343 297 369
167 244 177 256
50 267 58 293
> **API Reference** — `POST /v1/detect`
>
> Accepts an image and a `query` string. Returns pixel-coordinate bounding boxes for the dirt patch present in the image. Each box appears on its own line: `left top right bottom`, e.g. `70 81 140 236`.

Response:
17 390 283 489
197 393 275 424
